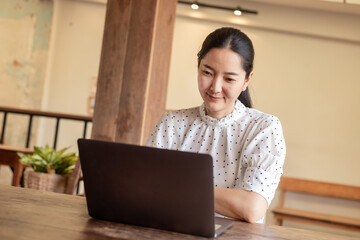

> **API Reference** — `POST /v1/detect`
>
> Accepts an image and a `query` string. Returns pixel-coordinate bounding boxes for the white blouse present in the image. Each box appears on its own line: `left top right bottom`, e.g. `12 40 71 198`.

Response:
147 100 286 222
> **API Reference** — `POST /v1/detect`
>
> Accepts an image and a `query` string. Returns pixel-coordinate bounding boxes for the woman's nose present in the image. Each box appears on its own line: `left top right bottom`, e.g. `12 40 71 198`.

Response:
210 76 222 93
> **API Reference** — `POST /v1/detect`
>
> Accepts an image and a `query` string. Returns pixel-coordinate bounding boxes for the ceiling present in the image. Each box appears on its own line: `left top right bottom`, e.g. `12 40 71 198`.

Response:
196 0 360 15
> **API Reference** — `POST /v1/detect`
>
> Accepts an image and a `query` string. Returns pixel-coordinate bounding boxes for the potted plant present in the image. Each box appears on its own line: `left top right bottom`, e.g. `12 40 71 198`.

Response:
17 145 78 193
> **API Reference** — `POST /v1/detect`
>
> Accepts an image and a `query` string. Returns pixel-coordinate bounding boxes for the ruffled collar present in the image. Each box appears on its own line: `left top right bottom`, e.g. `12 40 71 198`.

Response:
199 100 246 127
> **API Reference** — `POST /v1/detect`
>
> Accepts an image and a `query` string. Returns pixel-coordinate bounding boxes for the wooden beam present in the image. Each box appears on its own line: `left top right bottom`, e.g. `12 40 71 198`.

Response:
92 0 177 145
91 0 132 142
67 0 176 195
115 0 158 144
142 0 177 143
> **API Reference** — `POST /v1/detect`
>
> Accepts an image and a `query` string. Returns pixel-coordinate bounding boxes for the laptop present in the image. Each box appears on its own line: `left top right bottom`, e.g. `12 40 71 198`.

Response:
77 138 233 238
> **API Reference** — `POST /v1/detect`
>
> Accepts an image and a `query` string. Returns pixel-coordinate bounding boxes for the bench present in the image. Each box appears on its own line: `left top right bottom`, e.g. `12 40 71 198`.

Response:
272 176 360 232
0 144 33 186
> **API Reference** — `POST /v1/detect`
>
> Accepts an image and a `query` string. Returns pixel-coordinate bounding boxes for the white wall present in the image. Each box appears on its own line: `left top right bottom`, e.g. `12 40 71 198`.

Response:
38 0 106 152
0 0 53 147
0 0 53 185
42 0 105 114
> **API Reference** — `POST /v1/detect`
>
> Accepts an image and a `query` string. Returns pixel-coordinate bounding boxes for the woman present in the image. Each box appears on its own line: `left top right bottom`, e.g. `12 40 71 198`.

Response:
147 27 286 223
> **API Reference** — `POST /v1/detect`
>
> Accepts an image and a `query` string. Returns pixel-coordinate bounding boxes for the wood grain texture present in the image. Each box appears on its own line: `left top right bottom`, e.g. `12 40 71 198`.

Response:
92 0 176 145
114 0 177 145
278 176 360 200
1 185 359 240
273 207 360 231
142 0 177 144
273 176 360 233
0 145 32 186
115 0 158 144
0 145 33 153
65 156 82 195
0 106 92 121
91 0 132 142
73 0 176 196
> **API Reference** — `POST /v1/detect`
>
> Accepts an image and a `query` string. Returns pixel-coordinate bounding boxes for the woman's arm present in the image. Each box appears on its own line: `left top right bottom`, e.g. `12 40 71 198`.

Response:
214 187 268 223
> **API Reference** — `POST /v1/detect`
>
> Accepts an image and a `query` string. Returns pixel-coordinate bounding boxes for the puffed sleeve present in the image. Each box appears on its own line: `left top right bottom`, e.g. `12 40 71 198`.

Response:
146 112 174 149
240 115 286 206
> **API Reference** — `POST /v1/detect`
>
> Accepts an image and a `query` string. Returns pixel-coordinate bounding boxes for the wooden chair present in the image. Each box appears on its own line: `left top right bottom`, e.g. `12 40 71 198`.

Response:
0 144 33 186
272 176 360 232
65 160 82 195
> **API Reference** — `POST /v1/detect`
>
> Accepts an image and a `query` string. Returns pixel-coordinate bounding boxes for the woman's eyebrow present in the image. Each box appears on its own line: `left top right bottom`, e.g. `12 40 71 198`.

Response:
224 71 239 76
202 64 239 76
203 64 214 71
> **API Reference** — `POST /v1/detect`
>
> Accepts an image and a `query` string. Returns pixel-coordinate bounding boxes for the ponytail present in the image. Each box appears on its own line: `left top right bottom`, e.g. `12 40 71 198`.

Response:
238 89 252 108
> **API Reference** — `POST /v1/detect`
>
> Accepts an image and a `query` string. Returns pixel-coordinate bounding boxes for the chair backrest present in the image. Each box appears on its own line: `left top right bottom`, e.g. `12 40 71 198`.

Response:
65 160 82 195
278 176 360 207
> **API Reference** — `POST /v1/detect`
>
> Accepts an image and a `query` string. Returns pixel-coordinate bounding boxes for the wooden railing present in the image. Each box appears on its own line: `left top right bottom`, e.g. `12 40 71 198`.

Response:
0 106 92 149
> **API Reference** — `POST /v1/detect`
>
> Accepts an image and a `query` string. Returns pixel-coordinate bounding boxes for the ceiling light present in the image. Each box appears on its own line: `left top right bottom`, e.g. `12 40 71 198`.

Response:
234 9 242 16
191 2 199 10
178 1 258 15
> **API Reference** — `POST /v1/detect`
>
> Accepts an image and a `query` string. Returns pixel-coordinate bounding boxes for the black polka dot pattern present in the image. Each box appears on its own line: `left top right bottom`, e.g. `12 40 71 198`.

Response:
147 100 286 209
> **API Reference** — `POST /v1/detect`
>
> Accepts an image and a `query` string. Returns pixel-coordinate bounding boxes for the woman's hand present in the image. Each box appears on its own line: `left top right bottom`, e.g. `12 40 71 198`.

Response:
214 187 268 223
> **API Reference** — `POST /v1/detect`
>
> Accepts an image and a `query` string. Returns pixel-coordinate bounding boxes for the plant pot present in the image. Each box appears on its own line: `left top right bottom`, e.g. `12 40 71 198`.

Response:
24 168 69 193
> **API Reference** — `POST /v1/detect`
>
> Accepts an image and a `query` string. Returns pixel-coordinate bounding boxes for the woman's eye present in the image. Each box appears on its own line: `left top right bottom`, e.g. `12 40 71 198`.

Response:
202 70 211 76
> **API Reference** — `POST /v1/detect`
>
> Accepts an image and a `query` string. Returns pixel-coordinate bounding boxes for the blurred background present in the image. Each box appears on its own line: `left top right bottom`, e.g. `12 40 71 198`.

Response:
0 0 359 237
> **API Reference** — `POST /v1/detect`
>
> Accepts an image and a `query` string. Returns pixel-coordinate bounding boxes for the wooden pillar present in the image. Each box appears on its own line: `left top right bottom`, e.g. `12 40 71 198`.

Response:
67 0 177 195
91 0 177 145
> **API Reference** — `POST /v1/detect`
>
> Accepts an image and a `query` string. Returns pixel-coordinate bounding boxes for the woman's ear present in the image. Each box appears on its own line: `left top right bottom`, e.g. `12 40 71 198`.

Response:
242 72 253 91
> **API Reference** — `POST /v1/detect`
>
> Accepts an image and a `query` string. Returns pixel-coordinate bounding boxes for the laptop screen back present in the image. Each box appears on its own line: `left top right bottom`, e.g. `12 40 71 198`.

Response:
78 139 216 237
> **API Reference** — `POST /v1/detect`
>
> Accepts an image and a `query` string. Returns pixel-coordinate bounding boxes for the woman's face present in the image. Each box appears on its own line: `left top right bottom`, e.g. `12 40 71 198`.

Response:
198 48 251 120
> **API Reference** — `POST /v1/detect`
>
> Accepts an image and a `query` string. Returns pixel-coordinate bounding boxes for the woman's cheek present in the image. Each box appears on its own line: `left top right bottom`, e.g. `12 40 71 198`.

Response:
198 78 207 91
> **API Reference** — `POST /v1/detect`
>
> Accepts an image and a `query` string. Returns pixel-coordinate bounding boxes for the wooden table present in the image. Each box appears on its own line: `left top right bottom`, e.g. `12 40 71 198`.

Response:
0 145 33 186
0 184 358 240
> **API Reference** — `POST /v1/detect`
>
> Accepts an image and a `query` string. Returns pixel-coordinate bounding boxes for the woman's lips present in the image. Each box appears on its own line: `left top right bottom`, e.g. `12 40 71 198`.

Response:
207 93 223 101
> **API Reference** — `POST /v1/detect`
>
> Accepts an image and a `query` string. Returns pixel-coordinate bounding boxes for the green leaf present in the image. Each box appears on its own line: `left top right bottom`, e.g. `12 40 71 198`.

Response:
17 145 78 175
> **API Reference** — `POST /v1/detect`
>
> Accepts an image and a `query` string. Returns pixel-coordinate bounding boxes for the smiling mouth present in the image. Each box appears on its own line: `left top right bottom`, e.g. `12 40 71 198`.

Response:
207 93 223 101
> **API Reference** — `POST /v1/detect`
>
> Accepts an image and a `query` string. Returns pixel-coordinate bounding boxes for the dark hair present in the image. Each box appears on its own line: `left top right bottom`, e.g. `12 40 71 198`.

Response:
197 27 254 108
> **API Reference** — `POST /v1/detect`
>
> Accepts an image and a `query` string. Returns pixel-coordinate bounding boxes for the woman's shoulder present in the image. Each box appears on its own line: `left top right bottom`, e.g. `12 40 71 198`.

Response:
242 107 282 128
